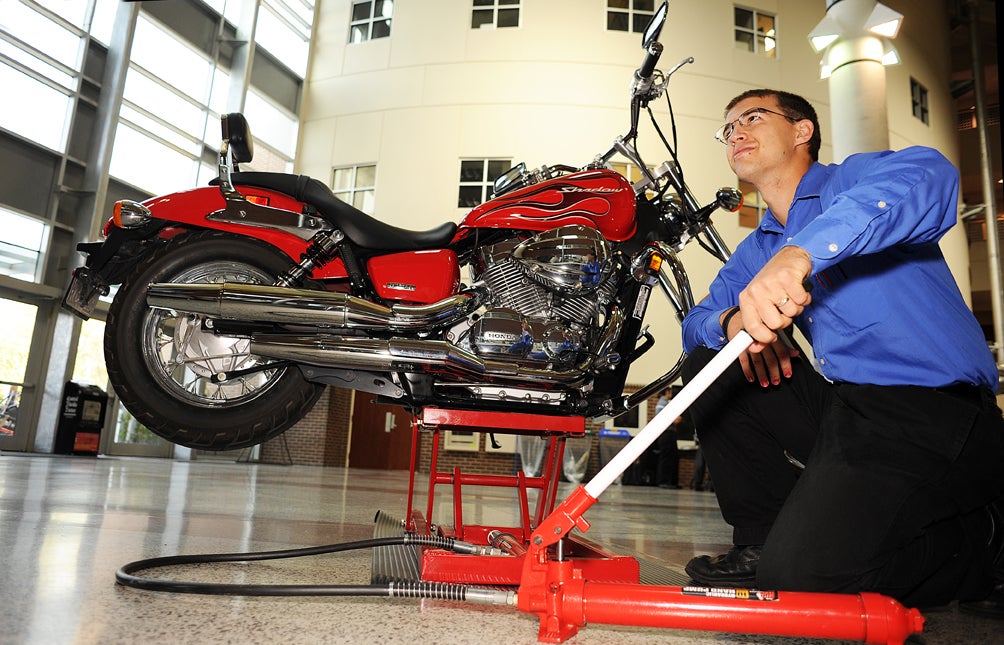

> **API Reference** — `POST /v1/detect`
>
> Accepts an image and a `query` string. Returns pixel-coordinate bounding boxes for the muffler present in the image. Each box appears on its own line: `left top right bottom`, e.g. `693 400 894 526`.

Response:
146 282 482 331
248 334 593 386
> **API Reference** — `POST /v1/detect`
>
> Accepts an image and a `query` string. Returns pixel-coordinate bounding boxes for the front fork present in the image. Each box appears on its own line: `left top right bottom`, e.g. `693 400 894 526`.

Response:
620 223 732 409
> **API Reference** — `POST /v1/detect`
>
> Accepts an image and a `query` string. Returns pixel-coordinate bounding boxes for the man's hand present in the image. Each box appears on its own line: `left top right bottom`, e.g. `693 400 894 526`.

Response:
738 245 812 351
721 299 801 387
740 339 800 387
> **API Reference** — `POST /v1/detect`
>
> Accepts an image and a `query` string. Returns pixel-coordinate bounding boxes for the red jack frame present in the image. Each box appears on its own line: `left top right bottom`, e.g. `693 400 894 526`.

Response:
405 407 638 587
402 333 925 644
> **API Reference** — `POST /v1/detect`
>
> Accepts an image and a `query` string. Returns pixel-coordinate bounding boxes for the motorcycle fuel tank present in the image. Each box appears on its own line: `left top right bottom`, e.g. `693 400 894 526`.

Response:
459 169 636 243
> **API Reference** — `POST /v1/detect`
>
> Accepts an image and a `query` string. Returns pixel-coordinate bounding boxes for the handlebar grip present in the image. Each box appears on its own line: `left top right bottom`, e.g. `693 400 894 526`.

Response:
638 41 663 81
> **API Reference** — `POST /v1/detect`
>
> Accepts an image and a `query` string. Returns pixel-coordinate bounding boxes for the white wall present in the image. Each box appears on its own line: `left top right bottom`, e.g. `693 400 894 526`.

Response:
297 0 963 385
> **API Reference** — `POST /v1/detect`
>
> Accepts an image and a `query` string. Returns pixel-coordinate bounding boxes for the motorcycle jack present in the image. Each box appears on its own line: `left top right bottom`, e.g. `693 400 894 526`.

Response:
379 330 925 644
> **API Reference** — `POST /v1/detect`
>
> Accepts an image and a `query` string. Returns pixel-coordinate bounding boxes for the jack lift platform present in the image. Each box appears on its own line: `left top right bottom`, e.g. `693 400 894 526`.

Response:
371 333 927 644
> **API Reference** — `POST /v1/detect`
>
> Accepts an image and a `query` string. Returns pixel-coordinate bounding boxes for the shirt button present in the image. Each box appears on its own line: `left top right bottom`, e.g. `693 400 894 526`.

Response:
828 243 838 252
819 358 826 365
877 201 887 208
787 237 793 242
808 317 813 323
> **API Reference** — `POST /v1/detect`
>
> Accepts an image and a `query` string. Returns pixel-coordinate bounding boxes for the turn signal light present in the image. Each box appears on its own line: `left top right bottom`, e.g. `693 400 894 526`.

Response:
113 200 153 228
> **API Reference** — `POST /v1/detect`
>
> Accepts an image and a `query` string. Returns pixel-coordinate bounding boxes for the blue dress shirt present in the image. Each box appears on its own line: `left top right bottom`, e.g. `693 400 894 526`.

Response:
682 146 998 390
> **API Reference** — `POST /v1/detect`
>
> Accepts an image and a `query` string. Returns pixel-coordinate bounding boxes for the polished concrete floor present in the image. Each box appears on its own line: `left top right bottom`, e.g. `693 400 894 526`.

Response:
0 452 1001 645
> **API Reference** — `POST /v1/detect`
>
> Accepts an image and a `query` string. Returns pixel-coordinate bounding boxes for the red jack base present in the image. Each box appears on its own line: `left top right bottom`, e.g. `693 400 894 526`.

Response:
516 486 925 645
519 573 925 644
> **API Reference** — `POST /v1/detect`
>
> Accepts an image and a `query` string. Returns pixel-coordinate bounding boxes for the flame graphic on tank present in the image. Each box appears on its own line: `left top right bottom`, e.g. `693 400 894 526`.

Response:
461 169 637 242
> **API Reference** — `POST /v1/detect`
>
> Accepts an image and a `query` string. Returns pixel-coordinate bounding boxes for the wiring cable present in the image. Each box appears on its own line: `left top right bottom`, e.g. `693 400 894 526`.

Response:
115 534 514 605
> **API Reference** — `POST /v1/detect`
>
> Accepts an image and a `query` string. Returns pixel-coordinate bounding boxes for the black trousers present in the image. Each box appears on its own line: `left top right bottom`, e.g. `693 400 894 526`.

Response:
656 429 679 486
682 346 1004 607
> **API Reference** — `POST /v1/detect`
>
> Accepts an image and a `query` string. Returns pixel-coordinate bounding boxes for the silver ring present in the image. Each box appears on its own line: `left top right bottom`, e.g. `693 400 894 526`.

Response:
777 296 790 308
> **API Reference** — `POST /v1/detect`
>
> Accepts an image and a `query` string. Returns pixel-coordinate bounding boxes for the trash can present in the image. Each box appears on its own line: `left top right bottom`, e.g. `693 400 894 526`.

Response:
54 382 108 455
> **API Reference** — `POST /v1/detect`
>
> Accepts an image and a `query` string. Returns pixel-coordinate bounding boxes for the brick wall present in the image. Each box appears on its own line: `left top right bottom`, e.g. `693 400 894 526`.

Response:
260 386 352 466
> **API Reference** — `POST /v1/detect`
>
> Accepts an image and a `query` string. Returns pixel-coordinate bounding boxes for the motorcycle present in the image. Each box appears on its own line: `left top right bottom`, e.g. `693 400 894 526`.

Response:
62 2 740 451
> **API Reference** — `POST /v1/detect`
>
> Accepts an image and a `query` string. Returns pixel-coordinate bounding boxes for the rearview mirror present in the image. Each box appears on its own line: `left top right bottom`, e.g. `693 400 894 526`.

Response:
716 187 743 212
642 1 668 48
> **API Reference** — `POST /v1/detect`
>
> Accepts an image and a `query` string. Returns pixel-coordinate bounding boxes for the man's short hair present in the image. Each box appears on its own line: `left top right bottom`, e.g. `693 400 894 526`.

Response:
725 89 821 161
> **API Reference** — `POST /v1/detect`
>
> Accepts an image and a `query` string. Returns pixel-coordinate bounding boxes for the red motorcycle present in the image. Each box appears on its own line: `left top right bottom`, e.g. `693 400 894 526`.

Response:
62 2 739 450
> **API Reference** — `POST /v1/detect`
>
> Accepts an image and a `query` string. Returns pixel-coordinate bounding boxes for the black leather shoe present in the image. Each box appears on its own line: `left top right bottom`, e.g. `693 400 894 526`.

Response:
685 545 761 587
960 583 1004 618
960 500 1004 619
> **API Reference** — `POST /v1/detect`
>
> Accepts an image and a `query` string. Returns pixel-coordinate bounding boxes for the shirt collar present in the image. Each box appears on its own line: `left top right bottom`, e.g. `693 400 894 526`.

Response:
758 162 827 234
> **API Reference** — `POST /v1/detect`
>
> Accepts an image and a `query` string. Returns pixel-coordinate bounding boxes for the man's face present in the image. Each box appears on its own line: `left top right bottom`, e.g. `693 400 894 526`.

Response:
721 96 803 185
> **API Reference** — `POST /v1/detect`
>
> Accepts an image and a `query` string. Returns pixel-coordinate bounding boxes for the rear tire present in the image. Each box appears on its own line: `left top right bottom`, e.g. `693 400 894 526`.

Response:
104 230 325 450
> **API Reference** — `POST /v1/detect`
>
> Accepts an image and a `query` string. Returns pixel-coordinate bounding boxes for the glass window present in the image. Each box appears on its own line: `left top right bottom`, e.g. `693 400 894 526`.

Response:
606 0 654 34
131 15 214 104
34 0 90 28
738 179 764 228
0 298 36 439
244 89 298 158
109 123 200 196
0 0 90 151
0 298 36 380
610 160 659 198
0 38 76 91
734 7 777 58
2 0 85 71
122 69 207 136
349 0 393 44
458 159 511 208
0 207 47 282
0 62 72 151
207 67 232 116
71 318 109 389
256 0 313 77
911 78 929 125
472 0 521 30
119 104 203 157
88 0 120 46
332 164 377 214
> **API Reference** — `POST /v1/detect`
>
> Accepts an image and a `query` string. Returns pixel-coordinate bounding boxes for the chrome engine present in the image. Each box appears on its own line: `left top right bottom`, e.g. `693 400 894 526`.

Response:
463 225 617 365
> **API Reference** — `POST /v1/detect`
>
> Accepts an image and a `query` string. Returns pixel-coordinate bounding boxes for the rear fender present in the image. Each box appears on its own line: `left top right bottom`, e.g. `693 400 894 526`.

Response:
138 186 348 279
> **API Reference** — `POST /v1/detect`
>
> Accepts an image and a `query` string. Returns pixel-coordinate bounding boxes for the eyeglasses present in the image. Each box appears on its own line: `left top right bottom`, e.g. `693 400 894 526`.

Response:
714 107 799 144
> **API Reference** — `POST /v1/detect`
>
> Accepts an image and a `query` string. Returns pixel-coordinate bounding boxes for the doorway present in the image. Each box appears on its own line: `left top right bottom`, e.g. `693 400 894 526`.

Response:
348 392 412 470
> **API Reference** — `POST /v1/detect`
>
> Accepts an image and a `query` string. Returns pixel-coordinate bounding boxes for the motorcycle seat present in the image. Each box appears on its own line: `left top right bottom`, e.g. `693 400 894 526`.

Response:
222 171 458 252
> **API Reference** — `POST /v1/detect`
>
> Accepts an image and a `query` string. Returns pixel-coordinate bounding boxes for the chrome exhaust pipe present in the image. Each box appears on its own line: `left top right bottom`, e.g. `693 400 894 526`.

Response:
248 334 594 385
146 282 482 331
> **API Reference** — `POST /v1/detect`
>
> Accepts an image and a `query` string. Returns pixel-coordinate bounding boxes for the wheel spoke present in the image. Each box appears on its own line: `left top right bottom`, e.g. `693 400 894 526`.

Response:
140 259 288 408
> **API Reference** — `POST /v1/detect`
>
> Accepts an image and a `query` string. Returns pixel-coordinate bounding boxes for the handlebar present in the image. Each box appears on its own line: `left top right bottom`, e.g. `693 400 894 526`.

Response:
635 42 663 90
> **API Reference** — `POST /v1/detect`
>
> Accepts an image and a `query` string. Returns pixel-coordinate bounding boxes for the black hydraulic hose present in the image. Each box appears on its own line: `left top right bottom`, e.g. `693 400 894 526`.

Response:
115 535 511 602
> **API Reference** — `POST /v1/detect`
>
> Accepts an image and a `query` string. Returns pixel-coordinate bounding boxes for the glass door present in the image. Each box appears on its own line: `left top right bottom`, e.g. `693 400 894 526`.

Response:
0 298 36 452
72 317 174 458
